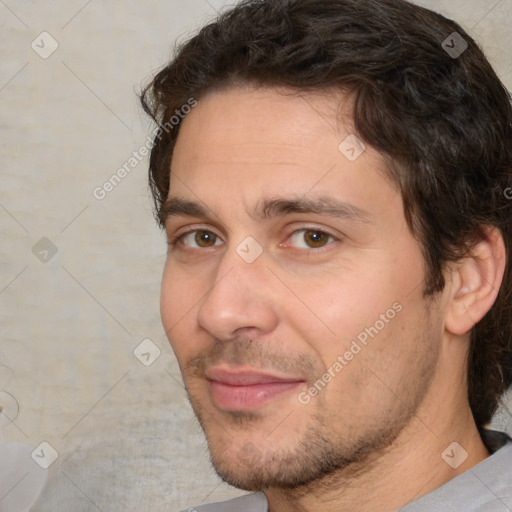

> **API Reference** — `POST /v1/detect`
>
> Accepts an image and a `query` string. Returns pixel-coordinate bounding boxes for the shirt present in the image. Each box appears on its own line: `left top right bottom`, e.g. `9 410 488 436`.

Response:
180 430 512 511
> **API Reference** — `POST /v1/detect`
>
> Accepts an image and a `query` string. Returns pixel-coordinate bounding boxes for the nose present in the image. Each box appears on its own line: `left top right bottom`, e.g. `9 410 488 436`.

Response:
196 246 279 342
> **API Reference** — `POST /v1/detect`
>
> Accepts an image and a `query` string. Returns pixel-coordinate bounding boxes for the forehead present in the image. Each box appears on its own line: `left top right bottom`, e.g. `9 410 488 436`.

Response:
173 86 349 166
168 86 396 219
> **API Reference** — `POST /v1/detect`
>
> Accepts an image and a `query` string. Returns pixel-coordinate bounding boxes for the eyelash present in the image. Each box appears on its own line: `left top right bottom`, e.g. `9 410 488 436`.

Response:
167 227 339 253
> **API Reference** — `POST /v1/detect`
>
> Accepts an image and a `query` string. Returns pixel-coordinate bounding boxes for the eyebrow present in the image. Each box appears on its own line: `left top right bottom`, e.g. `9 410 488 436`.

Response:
160 195 372 225
255 196 372 223
159 197 212 226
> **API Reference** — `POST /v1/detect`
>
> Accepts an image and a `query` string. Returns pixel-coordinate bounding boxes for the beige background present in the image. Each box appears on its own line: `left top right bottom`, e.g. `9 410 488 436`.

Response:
0 1 510 511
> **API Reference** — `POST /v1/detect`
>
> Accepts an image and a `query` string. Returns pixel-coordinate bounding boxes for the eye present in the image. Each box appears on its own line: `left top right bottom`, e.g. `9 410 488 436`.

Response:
288 229 335 249
174 229 222 249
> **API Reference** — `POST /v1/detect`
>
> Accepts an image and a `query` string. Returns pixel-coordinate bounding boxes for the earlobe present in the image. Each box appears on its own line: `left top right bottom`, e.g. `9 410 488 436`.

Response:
445 226 506 336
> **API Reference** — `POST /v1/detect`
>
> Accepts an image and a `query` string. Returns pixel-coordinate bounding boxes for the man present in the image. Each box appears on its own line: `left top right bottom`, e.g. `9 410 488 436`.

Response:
140 0 512 510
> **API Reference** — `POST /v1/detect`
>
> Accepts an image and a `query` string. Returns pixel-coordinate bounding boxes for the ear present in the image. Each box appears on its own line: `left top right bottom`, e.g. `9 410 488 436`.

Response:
445 226 506 336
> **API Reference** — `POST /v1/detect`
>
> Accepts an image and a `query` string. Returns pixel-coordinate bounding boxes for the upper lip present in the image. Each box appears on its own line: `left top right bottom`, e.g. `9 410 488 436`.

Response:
205 366 304 386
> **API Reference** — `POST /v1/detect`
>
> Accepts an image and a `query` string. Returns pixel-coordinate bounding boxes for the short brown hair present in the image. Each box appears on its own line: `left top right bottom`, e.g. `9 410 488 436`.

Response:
140 0 512 427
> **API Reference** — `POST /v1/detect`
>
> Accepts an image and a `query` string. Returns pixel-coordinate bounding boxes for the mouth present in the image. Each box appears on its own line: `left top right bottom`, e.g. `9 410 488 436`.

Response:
205 366 305 411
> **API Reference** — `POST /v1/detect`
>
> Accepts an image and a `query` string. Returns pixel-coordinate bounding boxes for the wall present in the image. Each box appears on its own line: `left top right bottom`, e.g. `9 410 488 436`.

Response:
0 1 510 510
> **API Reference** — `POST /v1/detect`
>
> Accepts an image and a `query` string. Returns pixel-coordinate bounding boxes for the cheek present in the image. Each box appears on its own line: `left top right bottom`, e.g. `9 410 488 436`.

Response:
314 300 435 428
160 263 179 327
160 262 203 357
285 251 422 369
286 268 394 348
161 260 203 316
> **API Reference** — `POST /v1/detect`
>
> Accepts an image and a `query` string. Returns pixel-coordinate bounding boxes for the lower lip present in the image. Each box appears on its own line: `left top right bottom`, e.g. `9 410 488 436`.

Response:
208 380 303 410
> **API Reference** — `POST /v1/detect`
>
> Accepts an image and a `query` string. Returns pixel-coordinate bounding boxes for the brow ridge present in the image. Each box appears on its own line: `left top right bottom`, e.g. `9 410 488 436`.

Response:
160 195 372 225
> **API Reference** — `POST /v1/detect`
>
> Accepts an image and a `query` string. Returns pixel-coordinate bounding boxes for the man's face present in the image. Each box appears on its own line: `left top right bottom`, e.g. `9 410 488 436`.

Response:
161 87 445 490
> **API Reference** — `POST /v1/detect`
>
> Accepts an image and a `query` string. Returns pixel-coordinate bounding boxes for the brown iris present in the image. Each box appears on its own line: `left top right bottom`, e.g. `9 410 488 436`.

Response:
194 230 217 247
303 230 330 248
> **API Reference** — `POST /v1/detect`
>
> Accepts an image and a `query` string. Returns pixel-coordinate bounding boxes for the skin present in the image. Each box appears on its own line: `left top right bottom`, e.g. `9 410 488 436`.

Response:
160 86 505 512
